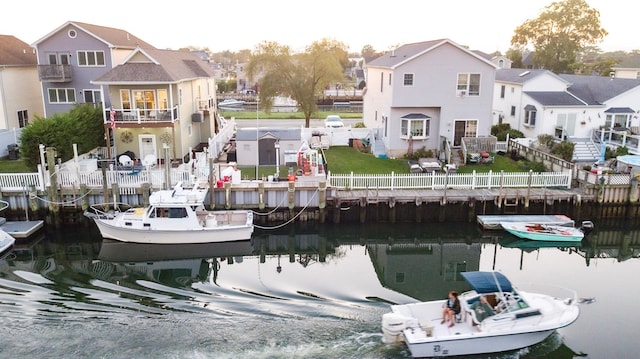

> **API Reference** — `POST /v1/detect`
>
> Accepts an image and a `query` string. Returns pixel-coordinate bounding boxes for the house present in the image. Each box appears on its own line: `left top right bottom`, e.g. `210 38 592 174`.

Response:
473 50 512 69
235 128 301 168
31 21 155 117
363 39 497 158
612 67 640 80
0 35 43 130
91 47 218 163
494 68 640 141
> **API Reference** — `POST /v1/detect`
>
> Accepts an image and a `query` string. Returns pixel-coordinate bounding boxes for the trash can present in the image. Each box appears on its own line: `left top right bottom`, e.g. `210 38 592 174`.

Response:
7 144 18 160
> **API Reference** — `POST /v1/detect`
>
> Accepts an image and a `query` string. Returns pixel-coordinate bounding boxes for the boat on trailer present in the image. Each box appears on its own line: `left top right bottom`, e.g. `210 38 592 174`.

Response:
85 181 254 244
381 271 580 357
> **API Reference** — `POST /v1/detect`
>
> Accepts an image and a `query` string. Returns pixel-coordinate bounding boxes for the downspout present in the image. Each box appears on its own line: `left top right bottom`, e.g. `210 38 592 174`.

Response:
0 67 8 129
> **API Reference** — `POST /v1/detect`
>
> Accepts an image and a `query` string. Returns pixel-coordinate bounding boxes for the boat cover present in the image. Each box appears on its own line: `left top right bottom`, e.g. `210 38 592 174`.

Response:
461 271 513 293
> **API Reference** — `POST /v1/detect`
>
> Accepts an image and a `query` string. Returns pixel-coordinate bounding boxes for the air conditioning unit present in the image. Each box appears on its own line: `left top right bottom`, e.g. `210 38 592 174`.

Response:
456 90 467 97
191 112 203 122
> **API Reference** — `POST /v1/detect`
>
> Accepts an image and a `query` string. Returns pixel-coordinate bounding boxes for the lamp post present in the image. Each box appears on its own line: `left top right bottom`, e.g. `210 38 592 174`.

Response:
274 140 280 180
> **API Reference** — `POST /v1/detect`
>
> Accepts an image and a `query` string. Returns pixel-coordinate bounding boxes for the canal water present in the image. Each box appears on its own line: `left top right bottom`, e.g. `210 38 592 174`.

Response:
0 219 636 358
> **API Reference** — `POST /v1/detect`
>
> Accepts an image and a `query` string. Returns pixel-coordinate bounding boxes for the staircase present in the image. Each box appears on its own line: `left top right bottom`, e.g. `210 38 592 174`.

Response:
571 138 601 163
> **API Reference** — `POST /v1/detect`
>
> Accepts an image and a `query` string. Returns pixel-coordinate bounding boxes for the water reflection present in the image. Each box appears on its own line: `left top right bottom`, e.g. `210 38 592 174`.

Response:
1 222 638 357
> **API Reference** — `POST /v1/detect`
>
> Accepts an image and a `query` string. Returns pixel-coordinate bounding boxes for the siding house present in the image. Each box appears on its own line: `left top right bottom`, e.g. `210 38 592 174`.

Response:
363 39 496 158
92 48 218 164
31 21 155 117
0 35 43 130
494 69 640 142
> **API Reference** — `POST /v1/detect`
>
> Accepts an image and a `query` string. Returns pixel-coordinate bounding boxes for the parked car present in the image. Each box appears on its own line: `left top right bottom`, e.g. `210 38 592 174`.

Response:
324 115 344 128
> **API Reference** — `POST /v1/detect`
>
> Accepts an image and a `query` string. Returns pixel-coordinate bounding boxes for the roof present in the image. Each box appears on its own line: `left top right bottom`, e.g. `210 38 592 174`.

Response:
401 113 431 119
0 35 37 66
92 48 216 84
524 91 585 106
367 39 495 69
32 21 155 49
495 68 568 85
236 128 302 141
560 74 640 105
461 271 513 294
605 107 635 113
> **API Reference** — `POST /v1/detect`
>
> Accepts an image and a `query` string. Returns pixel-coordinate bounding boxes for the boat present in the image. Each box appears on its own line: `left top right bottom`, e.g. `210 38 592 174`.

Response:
84 181 254 244
501 222 586 242
381 271 580 358
0 228 15 256
477 214 575 230
0 200 44 239
218 99 245 108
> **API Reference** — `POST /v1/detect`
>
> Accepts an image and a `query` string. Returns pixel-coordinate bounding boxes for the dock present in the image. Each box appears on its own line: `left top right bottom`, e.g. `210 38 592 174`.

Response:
0 219 44 239
477 214 575 230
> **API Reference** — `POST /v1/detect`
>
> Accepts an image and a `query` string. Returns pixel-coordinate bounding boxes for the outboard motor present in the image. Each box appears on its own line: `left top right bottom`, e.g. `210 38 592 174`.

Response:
580 221 595 235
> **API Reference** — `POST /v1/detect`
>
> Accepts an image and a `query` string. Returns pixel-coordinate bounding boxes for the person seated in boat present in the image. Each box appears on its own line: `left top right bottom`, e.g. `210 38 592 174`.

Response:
470 295 495 323
441 291 460 327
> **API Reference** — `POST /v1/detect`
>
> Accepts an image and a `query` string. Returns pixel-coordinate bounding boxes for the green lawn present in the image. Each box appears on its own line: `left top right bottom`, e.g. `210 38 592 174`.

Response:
220 110 363 120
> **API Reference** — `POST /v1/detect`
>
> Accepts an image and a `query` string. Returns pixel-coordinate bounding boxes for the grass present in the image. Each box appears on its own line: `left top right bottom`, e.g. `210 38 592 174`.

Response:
0 159 31 173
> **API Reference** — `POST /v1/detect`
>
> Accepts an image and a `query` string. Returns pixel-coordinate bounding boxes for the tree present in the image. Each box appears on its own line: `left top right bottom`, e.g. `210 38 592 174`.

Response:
506 47 525 68
361 44 383 63
511 0 607 73
20 105 104 170
247 39 347 128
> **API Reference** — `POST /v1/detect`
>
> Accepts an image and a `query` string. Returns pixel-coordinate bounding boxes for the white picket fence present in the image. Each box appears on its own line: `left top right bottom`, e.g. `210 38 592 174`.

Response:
327 170 573 190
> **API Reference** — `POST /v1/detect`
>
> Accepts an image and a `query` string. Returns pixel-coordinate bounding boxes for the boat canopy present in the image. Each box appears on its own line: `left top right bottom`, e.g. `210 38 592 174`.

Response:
461 271 513 294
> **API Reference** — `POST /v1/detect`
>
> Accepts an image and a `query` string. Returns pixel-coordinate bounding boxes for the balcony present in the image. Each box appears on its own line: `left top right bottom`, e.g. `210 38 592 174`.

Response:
38 64 73 82
105 107 178 125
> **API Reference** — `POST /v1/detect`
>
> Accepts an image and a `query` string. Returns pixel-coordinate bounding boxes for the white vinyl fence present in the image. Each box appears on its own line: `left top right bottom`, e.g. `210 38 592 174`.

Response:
327 170 572 190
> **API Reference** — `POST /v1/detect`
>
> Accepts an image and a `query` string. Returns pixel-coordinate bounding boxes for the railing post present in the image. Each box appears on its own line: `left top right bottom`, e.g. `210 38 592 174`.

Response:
391 171 395 190
349 171 354 190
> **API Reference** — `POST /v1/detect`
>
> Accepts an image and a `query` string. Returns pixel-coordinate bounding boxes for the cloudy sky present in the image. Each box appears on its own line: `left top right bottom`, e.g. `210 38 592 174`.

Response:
2 0 637 54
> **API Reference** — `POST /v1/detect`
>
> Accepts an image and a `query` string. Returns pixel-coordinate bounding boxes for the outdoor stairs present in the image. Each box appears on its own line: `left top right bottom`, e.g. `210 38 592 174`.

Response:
372 138 387 158
571 138 601 163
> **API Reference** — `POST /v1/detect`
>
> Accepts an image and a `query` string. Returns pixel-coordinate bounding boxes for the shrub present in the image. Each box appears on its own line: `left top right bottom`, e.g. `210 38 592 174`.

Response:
537 134 555 148
353 122 366 128
550 141 575 161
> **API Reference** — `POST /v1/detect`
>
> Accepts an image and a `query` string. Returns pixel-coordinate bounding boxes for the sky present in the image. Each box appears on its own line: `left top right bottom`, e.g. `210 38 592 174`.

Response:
2 0 639 55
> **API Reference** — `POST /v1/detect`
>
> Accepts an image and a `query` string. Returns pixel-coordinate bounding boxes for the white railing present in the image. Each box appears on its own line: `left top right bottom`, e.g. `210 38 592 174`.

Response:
0 172 43 191
327 170 572 190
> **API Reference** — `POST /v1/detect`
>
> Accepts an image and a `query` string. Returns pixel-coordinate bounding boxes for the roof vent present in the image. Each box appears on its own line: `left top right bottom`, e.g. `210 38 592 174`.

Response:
518 71 530 77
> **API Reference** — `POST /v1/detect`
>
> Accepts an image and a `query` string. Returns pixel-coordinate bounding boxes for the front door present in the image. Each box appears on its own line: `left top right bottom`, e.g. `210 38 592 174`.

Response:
139 135 157 162
454 121 466 146
453 120 478 146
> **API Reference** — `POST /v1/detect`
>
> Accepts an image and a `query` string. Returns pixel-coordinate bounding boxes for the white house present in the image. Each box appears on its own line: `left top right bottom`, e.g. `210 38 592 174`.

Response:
494 68 640 141
363 39 496 158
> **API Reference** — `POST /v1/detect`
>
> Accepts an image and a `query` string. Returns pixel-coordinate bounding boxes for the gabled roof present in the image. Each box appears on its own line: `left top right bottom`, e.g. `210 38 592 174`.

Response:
0 35 37 66
495 68 569 85
524 91 586 106
366 38 496 69
92 48 216 84
235 128 301 141
560 74 640 105
31 21 155 49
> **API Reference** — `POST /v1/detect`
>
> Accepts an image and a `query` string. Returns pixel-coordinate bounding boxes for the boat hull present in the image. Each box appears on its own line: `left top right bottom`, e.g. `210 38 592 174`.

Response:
501 222 583 242
92 218 253 244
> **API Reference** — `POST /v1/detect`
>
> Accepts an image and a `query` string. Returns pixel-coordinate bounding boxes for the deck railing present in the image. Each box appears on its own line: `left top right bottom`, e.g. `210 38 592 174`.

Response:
327 170 572 190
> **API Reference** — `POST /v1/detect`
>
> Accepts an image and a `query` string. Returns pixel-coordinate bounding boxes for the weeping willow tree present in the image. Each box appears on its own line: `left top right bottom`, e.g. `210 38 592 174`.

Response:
246 38 348 128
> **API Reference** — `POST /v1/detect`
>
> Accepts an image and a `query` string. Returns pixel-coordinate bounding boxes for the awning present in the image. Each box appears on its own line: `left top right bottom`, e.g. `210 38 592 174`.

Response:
461 271 513 294
401 113 431 119
524 104 537 111
604 107 635 114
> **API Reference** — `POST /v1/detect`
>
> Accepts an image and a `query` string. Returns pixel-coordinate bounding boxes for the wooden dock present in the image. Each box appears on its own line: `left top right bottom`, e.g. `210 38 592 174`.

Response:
476 214 575 230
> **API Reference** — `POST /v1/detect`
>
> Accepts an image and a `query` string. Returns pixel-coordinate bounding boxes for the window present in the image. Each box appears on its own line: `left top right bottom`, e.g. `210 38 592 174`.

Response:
500 85 505 99
47 53 70 65
380 72 383 92
524 105 537 126
77 51 105 67
48 88 76 104
17 110 28 128
83 89 101 104
389 73 392 85
403 73 414 86
457 73 480 95
400 117 430 139
120 90 132 109
510 106 516 116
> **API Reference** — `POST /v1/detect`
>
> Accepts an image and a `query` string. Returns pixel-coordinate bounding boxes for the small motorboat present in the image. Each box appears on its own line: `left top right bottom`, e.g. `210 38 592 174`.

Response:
218 99 245 108
500 222 586 242
381 271 580 357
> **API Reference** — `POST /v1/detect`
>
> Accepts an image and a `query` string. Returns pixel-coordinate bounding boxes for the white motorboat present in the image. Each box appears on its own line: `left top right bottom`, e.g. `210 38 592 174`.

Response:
381 271 580 357
501 222 586 242
218 99 245 108
0 228 15 255
85 182 254 244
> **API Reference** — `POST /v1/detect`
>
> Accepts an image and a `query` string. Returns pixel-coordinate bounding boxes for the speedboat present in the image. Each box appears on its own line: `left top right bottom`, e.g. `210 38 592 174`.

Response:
218 99 245 108
501 222 586 242
85 181 253 244
381 271 580 357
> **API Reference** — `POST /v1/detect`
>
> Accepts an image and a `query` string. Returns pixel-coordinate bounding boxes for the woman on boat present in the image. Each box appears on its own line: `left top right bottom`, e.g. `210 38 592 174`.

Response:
441 291 461 327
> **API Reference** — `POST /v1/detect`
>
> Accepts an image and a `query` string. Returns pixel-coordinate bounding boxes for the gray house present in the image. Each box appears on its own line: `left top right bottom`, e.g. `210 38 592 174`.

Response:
363 39 496 158
31 21 155 117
